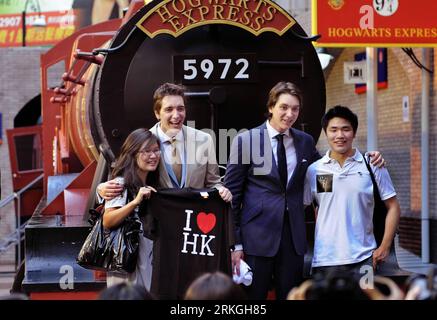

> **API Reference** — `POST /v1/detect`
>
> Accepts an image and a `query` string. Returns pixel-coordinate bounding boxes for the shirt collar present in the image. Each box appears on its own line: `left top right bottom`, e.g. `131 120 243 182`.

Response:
322 148 363 164
266 120 291 139
156 123 184 144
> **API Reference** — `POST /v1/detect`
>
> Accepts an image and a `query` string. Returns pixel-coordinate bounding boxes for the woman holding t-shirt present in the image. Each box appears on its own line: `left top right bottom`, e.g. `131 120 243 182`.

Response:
102 128 160 289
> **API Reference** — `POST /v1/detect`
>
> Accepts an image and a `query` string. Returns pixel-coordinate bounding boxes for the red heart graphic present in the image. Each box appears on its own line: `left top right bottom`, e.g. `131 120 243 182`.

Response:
196 212 216 234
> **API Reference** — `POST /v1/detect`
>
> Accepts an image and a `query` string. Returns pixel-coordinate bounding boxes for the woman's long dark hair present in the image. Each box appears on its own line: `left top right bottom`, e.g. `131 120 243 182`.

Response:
111 128 159 197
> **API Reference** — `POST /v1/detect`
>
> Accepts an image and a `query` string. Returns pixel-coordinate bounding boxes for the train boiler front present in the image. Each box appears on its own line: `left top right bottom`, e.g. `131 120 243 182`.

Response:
92 0 326 160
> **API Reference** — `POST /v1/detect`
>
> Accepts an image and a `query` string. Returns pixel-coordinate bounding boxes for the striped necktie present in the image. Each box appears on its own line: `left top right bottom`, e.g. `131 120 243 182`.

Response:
170 136 182 184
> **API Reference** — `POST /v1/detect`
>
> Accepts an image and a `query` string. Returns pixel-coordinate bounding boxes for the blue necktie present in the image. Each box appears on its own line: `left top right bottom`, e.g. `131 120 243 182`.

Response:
275 134 287 188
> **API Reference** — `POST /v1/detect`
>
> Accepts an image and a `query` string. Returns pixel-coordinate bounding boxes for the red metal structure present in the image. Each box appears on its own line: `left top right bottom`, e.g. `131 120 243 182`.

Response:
6 125 43 221
6 5 139 299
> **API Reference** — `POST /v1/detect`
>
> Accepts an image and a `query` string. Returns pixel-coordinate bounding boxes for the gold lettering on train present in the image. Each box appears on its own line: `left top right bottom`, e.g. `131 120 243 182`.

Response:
137 0 296 37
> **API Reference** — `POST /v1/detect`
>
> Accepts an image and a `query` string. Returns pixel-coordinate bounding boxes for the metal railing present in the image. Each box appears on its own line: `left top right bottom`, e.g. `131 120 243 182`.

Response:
0 174 43 272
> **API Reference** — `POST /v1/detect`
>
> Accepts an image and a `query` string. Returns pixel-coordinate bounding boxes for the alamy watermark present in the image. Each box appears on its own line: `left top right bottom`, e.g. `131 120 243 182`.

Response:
59 264 74 290
359 265 375 290
170 121 275 175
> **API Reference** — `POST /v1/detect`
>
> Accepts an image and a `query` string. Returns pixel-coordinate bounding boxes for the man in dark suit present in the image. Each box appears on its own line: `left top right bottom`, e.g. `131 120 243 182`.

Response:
224 81 319 299
225 82 383 299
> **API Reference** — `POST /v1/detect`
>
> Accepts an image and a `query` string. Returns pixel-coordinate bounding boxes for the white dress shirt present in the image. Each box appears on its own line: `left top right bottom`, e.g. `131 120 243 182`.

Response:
266 120 297 182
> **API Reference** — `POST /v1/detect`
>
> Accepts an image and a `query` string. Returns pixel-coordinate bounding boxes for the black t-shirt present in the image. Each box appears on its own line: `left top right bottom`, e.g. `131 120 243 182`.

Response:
148 188 233 299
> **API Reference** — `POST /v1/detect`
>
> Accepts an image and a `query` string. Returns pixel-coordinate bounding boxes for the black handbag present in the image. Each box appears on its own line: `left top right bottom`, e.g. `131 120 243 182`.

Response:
77 204 142 273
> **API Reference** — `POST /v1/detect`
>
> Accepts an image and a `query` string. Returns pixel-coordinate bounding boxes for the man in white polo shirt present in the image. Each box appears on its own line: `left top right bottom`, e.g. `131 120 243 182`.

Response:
304 105 400 276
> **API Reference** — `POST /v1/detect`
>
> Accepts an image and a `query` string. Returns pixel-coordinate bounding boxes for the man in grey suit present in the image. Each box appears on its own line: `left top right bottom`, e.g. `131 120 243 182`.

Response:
149 83 229 192
225 82 382 299
98 82 231 201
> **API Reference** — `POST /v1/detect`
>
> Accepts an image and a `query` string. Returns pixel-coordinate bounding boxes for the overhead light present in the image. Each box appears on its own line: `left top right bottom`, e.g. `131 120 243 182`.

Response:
318 52 334 70
22 0 47 46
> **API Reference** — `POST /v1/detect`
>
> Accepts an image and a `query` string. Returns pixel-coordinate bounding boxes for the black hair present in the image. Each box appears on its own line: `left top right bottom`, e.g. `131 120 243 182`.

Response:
111 128 159 196
321 105 358 134
184 271 247 300
306 268 370 300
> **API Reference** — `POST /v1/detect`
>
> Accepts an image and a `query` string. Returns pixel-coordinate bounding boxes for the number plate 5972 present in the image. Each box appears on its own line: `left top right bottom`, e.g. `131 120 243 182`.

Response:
174 54 257 84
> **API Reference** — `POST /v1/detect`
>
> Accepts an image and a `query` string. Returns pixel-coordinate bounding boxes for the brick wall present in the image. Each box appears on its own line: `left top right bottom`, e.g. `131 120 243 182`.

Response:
399 217 421 256
431 219 437 263
400 217 437 262
274 0 312 35
0 47 48 264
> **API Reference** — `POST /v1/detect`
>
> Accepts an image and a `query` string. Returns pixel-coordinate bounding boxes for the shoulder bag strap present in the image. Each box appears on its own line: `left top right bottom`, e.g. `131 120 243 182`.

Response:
362 153 387 246
362 153 382 202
